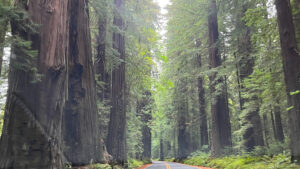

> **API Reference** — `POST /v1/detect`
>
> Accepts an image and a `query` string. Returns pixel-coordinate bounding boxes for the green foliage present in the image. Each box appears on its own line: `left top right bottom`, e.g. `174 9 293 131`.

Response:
0 110 4 137
290 90 300 96
128 159 148 169
0 3 42 83
90 0 160 159
184 153 300 169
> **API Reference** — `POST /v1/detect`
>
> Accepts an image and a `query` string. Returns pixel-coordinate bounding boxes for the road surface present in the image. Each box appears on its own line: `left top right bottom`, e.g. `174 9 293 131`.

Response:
145 161 207 169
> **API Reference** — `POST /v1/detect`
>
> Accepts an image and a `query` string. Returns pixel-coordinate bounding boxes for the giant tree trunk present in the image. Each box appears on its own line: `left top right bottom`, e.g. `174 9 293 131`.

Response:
63 0 103 165
106 0 127 165
208 0 232 157
0 0 69 168
275 0 300 163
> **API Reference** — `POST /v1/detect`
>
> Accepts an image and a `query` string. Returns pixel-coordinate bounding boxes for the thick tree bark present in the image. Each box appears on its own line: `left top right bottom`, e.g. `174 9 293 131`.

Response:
208 0 232 157
63 0 103 165
0 0 69 168
106 0 127 165
275 0 300 163
196 53 209 147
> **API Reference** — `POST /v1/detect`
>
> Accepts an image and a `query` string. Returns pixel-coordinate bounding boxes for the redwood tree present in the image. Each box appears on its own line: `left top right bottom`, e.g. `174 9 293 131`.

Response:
275 0 300 163
208 0 232 157
0 0 69 168
94 1 111 103
137 92 152 162
63 0 103 165
177 92 190 159
196 52 209 147
106 0 127 165
236 6 264 151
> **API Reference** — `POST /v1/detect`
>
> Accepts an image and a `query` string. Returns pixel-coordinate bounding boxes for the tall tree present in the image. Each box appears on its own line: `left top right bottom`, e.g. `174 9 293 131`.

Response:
0 0 69 168
94 0 111 103
160 138 164 161
176 87 191 159
137 92 152 162
196 51 209 148
208 0 232 157
235 3 265 151
106 0 127 165
275 0 300 163
63 0 103 165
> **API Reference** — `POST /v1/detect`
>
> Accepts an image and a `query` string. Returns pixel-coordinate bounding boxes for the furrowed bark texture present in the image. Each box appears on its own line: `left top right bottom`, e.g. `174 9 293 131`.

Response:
63 0 103 165
208 0 232 157
106 0 127 164
275 0 300 163
0 0 69 168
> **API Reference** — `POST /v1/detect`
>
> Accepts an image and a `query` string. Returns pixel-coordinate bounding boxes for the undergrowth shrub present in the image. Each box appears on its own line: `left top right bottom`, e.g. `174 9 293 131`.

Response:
183 153 300 169
128 159 149 169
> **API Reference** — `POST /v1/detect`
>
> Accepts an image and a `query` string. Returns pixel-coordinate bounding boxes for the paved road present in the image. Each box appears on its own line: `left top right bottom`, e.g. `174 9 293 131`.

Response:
146 161 203 169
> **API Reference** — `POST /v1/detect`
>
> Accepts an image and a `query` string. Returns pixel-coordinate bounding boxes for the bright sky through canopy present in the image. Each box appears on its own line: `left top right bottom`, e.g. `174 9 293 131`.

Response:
155 0 170 14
